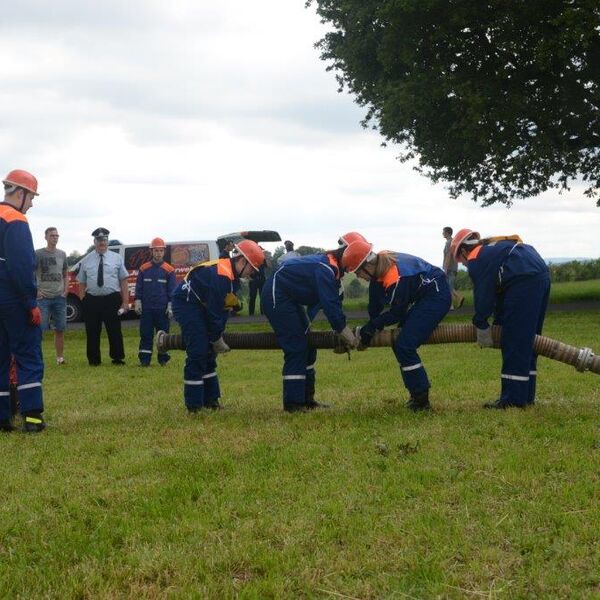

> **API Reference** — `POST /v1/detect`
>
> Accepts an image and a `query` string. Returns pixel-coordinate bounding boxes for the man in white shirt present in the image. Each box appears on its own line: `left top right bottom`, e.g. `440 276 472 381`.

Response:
77 228 129 365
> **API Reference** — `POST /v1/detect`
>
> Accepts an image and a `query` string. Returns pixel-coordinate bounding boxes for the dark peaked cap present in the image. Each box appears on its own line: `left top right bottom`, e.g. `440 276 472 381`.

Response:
92 227 110 239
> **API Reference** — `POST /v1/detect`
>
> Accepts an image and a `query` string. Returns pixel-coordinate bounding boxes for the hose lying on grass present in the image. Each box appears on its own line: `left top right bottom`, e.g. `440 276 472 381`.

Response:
155 325 599 376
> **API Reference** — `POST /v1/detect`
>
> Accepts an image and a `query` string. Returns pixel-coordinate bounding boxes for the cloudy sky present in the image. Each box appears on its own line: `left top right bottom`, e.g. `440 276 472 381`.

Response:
1 0 598 264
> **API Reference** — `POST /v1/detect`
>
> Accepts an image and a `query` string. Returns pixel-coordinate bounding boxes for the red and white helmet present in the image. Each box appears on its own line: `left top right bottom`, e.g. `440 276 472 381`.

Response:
450 228 480 261
342 240 376 273
3 169 39 196
338 231 368 247
232 240 265 271
150 237 166 249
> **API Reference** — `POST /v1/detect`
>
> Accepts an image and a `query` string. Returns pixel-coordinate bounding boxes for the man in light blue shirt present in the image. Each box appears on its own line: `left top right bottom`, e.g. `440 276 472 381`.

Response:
77 228 129 365
277 240 300 265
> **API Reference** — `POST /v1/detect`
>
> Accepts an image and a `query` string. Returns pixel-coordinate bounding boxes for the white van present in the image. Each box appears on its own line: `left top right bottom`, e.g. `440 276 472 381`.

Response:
66 230 281 322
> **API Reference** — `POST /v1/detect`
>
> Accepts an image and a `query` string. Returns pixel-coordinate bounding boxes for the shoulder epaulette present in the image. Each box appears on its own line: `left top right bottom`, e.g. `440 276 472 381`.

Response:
378 264 400 289
0 204 28 224
161 262 175 273
140 262 153 272
184 259 219 281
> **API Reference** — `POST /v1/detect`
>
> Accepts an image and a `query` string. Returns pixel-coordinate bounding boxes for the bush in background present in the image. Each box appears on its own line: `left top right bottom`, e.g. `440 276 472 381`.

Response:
455 259 600 290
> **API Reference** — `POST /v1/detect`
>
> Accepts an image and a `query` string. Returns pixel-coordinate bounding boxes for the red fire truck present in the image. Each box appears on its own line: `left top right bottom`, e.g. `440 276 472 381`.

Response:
66 230 281 322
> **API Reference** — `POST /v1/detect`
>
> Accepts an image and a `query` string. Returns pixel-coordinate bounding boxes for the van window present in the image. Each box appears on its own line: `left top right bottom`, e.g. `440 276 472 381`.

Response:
124 246 151 270
170 243 211 267
123 246 174 270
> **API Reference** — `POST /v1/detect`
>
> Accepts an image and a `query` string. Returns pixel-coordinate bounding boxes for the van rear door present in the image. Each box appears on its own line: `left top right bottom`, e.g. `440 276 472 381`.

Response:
216 231 281 252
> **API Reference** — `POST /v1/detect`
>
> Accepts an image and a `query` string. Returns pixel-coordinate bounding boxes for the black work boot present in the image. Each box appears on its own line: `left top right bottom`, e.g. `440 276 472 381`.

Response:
284 404 308 413
204 399 223 410
305 400 330 410
483 399 525 409
22 413 46 433
406 390 431 412
0 420 15 432
305 382 330 410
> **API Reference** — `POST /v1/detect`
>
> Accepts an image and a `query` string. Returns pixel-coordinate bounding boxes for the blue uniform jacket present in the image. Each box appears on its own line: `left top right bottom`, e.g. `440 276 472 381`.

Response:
272 254 346 332
368 253 441 329
135 261 177 309
173 259 239 342
0 203 37 309
467 241 549 329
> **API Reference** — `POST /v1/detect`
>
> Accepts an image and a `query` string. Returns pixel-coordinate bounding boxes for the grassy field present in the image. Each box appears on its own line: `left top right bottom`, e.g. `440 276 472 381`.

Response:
1 311 599 598
341 278 600 313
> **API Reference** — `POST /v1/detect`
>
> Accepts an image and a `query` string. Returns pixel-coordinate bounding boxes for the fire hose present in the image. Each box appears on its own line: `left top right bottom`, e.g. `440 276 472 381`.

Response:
155 324 599 376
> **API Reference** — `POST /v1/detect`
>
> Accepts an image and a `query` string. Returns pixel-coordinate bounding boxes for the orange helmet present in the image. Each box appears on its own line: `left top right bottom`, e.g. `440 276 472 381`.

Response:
232 240 265 271
3 169 39 195
450 228 480 261
338 231 367 247
342 240 376 273
150 237 166 249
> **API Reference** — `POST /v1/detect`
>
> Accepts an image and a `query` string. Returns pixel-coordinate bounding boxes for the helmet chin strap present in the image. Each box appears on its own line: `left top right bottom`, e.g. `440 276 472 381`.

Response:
17 189 27 213
231 255 244 277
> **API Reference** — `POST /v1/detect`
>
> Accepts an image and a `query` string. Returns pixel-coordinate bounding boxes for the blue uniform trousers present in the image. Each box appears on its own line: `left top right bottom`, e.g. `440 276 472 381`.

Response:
393 277 451 395
138 308 170 365
262 290 317 409
0 303 44 421
172 298 220 410
494 274 550 406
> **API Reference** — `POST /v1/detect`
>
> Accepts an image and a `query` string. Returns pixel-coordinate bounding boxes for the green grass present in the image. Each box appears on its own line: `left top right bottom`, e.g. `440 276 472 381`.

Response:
1 311 599 598
342 278 600 312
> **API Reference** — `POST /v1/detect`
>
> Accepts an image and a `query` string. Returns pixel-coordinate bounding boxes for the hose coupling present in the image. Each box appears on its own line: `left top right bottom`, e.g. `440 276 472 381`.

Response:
575 347 594 372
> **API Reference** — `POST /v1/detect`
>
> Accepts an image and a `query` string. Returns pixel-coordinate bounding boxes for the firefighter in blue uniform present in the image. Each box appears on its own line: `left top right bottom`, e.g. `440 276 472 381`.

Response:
172 240 265 412
343 240 451 411
134 237 176 366
261 248 357 412
451 229 550 409
0 169 45 432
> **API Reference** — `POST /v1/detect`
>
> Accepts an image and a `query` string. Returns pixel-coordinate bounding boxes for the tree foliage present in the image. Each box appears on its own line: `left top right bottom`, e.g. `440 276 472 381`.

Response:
296 245 326 256
308 0 600 206
66 251 82 267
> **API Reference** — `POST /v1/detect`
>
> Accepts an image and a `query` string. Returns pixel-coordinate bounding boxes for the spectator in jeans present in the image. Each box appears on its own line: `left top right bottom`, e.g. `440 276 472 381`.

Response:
35 227 68 364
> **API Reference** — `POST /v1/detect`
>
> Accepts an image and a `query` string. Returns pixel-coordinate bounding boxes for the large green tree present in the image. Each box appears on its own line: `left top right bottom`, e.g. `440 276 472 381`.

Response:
308 0 600 206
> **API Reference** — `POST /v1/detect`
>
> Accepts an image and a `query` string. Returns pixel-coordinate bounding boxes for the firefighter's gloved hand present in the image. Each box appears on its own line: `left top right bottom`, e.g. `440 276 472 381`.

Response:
338 326 358 351
29 307 42 327
134 300 142 315
224 292 242 313
166 302 173 319
476 327 493 348
358 321 377 349
212 337 231 354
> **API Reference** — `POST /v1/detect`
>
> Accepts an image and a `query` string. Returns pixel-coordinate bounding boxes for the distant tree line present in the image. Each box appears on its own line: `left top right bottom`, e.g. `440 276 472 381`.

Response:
455 259 600 290
343 259 600 298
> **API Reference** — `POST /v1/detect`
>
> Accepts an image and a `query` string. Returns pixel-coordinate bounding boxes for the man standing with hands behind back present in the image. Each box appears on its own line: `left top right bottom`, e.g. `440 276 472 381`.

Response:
77 228 129 366
35 227 68 365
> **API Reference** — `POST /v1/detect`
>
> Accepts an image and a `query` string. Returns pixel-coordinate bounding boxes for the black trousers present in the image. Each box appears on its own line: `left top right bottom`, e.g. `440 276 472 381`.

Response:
82 292 125 364
248 278 265 316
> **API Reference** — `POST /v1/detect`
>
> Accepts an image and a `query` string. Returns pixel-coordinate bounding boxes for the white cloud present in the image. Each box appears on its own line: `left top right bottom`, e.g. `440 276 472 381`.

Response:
0 0 596 265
